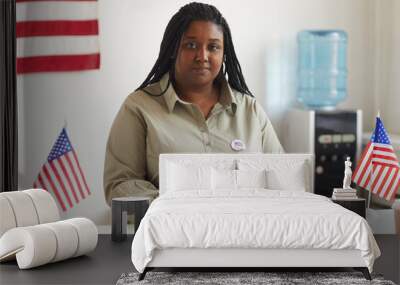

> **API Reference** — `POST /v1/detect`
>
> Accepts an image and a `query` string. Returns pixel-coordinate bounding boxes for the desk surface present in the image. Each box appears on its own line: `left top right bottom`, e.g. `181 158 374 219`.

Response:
0 235 133 285
1 234 398 284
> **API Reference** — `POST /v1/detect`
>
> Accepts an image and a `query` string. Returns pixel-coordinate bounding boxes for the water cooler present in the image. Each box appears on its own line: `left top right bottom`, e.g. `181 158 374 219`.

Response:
282 30 362 197
282 109 362 197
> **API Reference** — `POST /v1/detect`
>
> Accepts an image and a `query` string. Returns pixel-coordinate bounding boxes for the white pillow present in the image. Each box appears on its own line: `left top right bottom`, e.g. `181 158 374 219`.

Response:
167 162 211 191
266 162 307 191
211 168 236 190
211 169 267 190
237 169 267 188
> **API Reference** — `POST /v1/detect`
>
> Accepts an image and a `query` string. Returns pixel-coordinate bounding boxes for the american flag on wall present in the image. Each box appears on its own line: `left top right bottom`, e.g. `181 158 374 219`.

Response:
33 128 91 211
16 0 100 74
352 116 400 201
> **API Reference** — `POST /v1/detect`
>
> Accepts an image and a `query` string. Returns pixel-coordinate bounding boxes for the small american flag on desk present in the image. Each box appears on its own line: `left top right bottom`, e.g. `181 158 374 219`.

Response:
33 128 90 211
352 116 400 201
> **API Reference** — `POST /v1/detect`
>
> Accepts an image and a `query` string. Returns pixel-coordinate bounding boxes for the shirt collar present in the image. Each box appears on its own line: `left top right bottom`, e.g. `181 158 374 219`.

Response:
160 73 237 115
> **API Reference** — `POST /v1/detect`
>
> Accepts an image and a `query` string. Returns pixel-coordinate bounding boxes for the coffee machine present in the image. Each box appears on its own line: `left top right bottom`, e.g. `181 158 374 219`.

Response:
282 108 362 197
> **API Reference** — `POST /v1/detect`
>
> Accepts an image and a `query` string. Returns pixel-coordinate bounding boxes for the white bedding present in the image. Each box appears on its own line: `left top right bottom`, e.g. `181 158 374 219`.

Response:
131 190 380 273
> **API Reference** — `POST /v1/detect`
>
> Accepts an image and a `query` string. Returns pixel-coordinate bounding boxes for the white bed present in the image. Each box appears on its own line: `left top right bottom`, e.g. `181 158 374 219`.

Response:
131 154 380 280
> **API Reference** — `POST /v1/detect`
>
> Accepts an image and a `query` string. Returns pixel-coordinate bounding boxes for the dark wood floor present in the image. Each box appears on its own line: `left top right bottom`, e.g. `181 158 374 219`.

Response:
0 235 134 285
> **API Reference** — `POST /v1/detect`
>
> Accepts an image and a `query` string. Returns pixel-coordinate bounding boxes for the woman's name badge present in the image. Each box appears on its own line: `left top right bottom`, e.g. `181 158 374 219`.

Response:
231 139 246 151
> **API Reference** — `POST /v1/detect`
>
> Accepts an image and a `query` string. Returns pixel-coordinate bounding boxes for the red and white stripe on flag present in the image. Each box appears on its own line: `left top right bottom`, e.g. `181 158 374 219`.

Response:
33 128 90 211
353 140 400 201
16 0 100 74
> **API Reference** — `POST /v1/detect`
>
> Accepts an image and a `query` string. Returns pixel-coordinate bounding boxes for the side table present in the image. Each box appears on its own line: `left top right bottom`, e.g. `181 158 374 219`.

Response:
112 197 150 242
332 198 366 218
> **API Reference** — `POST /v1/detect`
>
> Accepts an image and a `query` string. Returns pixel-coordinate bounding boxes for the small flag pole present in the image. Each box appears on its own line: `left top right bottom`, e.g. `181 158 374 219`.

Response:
367 185 372 208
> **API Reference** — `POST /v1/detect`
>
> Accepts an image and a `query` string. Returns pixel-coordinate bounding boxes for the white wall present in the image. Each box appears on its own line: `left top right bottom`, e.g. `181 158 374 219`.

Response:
371 0 400 135
18 0 393 225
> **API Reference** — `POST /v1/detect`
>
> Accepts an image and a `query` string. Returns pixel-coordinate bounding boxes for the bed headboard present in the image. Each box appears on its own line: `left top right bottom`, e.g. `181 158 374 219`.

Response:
159 153 315 195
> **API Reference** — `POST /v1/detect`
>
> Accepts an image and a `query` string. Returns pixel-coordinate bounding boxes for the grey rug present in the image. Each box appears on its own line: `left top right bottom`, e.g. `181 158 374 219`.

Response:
116 271 396 285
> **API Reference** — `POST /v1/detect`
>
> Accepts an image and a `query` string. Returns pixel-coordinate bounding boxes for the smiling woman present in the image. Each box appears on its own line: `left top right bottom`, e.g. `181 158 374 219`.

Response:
103 2 284 205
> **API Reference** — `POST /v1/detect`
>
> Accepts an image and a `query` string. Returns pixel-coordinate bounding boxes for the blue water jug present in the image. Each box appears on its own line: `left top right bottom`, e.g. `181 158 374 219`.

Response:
297 30 348 109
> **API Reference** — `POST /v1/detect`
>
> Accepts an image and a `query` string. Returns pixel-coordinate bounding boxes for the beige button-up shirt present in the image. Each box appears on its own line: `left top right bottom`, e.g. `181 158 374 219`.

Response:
104 74 284 205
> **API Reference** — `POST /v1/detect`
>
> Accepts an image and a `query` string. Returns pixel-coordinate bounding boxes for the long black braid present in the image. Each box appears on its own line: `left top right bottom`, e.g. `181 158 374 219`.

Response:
136 2 252 96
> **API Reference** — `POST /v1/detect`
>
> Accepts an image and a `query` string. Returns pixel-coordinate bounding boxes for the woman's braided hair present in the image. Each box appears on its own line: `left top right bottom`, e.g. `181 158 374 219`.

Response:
136 2 252 96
